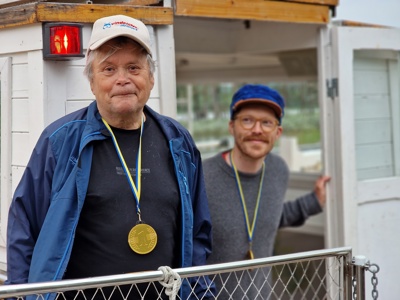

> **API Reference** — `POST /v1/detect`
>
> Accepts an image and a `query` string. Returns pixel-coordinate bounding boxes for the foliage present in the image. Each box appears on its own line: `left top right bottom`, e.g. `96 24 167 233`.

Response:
177 81 321 145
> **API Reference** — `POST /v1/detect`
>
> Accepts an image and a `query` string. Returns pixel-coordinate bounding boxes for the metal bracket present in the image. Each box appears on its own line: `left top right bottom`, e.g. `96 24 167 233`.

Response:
326 78 338 99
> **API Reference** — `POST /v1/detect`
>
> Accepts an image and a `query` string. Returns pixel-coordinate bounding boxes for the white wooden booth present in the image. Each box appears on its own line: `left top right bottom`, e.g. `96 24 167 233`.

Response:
0 0 399 298
173 18 400 297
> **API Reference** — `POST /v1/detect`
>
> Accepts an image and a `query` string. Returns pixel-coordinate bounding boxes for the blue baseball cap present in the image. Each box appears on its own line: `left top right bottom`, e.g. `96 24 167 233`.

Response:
230 84 285 124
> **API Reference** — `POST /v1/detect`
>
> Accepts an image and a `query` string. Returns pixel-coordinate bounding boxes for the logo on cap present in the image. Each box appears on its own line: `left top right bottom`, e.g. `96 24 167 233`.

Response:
102 21 139 31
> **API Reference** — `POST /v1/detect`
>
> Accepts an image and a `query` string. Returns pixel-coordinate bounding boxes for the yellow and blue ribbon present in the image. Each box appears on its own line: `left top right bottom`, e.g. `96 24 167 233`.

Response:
102 115 144 219
230 150 265 246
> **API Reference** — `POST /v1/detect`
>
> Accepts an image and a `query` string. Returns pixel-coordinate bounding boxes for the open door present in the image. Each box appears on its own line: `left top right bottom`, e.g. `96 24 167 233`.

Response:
319 24 400 298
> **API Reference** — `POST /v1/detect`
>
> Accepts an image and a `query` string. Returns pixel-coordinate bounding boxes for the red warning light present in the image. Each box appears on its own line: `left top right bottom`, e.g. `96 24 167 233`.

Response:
43 23 84 60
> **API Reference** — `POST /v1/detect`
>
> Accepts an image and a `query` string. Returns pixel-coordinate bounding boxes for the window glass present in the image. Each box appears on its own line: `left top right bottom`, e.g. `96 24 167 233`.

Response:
177 81 322 173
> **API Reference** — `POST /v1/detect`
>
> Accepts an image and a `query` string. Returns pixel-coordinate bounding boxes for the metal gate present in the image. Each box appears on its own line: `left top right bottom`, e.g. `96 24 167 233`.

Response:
0 247 378 300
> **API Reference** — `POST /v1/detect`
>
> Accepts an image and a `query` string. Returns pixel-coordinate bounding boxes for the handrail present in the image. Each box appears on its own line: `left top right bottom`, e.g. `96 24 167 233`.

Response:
0 246 352 298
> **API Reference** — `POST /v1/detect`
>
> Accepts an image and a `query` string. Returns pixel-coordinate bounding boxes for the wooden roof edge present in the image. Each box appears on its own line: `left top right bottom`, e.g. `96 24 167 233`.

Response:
0 3 38 29
0 0 163 10
282 0 339 6
175 0 332 25
0 0 39 10
0 2 173 29
333 20 394 29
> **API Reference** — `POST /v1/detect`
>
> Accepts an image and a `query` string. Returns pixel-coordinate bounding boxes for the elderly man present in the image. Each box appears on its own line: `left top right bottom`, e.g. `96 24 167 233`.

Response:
6 15 212 300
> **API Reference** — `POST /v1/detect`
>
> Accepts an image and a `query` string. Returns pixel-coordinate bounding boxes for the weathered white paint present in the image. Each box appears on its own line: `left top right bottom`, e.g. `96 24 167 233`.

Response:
153 24 176 117
354 55 397 180
321 25 400 299
28 50 46 148
0 24 42 55
0 57 12 255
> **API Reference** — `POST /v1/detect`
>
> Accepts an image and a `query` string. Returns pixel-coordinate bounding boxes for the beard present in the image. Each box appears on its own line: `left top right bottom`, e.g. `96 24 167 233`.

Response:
234 136 272 160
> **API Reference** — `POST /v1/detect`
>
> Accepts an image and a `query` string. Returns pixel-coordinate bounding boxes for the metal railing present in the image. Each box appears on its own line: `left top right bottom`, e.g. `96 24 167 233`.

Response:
0 247 375 300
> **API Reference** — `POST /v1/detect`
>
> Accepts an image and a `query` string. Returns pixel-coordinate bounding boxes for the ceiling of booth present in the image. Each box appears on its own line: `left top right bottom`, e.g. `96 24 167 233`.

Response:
173 17 320 84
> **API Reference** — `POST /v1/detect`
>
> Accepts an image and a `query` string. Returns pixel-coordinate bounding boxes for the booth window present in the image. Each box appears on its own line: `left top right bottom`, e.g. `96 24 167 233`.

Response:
177 81 322 174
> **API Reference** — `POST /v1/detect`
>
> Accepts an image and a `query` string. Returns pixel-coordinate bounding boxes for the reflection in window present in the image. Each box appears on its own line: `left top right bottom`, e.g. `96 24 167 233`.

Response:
177 81 322 173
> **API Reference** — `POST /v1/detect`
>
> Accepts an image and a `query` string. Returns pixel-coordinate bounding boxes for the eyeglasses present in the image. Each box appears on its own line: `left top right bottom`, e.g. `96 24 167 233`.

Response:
235 115 279 132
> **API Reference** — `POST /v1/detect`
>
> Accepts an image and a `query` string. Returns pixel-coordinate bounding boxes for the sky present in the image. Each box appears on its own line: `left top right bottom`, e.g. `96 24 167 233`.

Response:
333 0 400 28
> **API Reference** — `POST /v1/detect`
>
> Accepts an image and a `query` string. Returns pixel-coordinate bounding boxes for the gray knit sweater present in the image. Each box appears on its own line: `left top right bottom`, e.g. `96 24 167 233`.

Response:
203 151 322 299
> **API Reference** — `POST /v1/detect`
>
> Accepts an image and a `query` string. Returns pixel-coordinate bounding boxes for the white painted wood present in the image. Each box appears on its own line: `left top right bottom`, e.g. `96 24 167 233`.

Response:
358 200 400 297
354 119 391 144
353 55 397 180
45 61 68 125
7 52 27 64
322 26 400 299
147 26 159 100
153 25 176 117
11 166 24 193
389 58 400 176
0 24 43 54
12 133 31 167
318 26 345 250
0 57 12 252
27 50 45 149
65 62 93 100
66 100 93 114
354 94 390 120
357 177 400 204
12 99 29 132
146 97 160 113
11 63 29 99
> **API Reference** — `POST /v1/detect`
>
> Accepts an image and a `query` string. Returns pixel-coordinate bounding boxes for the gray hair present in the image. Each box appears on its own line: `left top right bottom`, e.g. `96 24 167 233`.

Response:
84 37 155 81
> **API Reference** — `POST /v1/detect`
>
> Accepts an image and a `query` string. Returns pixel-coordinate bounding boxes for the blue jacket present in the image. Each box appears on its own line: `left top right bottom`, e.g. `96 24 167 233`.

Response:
6 101 213 299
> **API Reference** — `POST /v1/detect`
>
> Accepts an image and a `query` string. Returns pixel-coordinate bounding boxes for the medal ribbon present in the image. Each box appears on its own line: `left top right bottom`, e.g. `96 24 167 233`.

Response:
102 115 144 220
230 150 265 246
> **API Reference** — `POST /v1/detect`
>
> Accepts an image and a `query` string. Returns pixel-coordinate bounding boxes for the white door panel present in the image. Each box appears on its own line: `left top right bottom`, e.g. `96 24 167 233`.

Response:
319 25 400 299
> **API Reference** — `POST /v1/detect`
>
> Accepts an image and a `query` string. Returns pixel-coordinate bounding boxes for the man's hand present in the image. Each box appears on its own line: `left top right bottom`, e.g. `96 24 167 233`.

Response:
314 175 331 207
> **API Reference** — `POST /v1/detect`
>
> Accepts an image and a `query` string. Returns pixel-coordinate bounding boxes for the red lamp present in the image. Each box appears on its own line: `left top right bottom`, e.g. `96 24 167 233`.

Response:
43 23 85 60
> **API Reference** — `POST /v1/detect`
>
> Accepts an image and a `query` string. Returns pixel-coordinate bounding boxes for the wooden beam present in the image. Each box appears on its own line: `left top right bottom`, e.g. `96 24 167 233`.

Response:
283 0 338 5
36 3 173 24
123 0 163 5
0 2 173 29
336 20 389 28
0 3 38 29
175 0 331 24
0 0 163 9
0 0 40 10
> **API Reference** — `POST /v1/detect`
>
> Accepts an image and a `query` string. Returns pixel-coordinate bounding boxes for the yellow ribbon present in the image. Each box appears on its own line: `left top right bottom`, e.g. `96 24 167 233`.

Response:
230 150 265 244
102 115 144 218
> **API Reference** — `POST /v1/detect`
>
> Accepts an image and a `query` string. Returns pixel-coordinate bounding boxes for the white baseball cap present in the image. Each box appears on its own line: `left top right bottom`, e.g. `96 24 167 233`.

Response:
88 15 152 56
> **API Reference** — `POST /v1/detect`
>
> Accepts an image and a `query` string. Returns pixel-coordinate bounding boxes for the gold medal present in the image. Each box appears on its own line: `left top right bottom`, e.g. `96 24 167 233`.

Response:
128 223 158 254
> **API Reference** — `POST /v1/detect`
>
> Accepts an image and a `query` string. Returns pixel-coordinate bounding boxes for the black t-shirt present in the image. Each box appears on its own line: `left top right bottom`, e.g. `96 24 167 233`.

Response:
64 114 181 299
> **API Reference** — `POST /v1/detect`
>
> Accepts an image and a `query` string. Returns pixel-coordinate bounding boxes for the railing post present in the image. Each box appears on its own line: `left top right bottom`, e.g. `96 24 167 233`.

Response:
344 252 353 300
353 255 367 300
